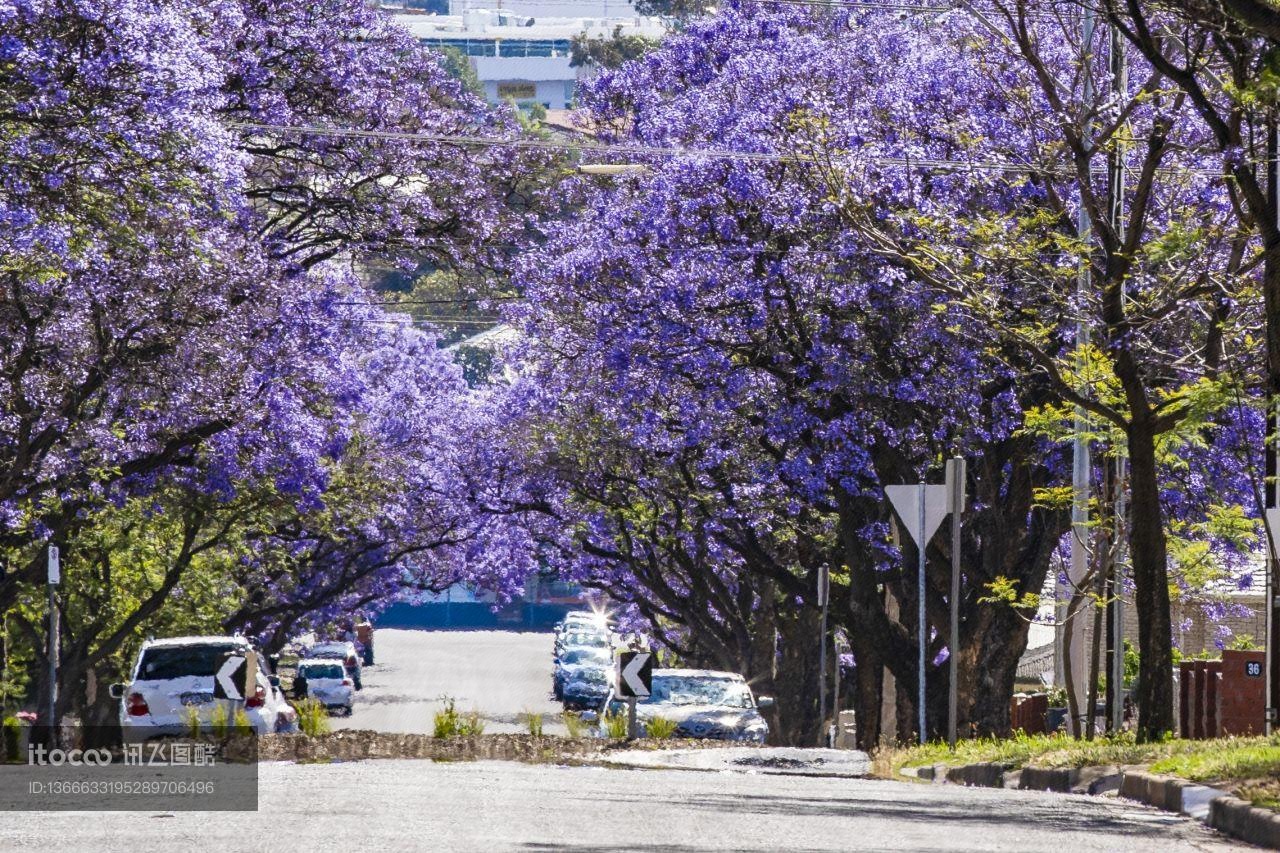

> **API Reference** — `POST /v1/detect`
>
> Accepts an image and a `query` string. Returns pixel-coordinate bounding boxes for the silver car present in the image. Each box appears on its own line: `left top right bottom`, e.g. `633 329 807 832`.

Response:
593 669 773 743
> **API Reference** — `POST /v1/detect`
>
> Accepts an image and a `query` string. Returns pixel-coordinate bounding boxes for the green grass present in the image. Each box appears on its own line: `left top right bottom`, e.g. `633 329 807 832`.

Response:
562 711 586 738
645 716 678 739
880 732 1280 810
182 706 201 739
1148 737 1280 782
602 711 629 739
522 709 544 737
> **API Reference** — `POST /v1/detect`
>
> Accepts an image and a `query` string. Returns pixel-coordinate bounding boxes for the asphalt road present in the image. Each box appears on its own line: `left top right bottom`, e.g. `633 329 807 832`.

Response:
331 628 566 735
0 759 1247 852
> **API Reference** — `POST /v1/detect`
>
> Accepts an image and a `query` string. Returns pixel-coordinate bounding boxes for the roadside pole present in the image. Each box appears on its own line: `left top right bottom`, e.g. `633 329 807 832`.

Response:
817 563 829 746
1267 122 1280 737
945 457 965 750
627 697 638 740
916 481 927 744
47 545 60 747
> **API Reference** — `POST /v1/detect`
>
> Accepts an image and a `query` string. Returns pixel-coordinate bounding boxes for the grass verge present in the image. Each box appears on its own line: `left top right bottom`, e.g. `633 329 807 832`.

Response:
877 732 1280 810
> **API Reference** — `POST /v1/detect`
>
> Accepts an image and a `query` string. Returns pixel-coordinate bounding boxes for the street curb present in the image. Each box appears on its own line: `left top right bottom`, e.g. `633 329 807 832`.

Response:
897 761 1278 849
1121 770 1280 850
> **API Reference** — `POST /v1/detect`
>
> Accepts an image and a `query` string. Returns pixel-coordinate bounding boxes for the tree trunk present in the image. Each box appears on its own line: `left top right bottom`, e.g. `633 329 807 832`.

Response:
1127 419 1174 740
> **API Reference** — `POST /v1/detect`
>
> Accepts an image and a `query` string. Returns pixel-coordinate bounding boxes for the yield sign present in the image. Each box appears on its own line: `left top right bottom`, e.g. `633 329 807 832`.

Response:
1267 508 1280 562
213 651 255 702
616 651 653 698
886 484 950 548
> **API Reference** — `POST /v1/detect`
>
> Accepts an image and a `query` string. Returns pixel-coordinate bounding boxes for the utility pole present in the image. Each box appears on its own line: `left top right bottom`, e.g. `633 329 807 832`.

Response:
1062 0 1096 737
1266 121 1280 736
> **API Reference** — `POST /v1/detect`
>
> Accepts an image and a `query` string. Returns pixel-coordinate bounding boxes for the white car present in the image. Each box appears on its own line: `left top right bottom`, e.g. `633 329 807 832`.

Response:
307 641 362 690
111 636 299 742
295 658 354 716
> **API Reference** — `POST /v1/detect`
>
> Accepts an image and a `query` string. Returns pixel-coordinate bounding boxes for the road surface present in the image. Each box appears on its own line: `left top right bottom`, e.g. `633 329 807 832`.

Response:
332 628 566 735
0 759 1247 852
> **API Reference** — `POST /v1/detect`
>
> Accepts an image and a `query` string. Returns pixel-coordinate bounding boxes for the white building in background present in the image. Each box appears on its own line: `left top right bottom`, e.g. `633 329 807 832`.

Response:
391 10 665 109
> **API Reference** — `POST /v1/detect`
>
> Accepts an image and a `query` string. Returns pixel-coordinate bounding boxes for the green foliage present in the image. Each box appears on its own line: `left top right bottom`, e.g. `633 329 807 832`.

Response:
645 716 678 739
430 46 485 97
522 709 543 736
182 706 201 740
2 715 21 762
602 711 629 739
460 710 485 736
294 698 331 737
562 711 586 738
570 27 659 70
979 576 1040 612
433 696 461 738
433 696 485 737
210 703 231 739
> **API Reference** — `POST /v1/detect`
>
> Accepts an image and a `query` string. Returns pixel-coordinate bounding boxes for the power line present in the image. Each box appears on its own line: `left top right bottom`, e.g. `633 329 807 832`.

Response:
229 119 1227 177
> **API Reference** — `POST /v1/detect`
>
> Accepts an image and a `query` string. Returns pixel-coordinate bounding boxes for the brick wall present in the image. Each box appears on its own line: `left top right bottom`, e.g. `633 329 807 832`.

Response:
1178 650 1265 738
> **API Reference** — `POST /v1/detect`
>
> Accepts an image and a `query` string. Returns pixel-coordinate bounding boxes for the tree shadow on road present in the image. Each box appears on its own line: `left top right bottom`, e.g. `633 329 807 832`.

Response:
675 791 1174 836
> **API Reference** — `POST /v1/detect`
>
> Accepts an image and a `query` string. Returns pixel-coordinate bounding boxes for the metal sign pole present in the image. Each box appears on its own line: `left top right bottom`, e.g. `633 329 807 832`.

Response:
818 564 829 746
946 457 965 750
46 545 59 747
917 480 927 745
627 697 638 740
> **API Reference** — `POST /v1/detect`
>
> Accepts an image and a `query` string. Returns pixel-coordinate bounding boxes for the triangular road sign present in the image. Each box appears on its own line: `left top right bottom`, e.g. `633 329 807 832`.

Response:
886 484 950 548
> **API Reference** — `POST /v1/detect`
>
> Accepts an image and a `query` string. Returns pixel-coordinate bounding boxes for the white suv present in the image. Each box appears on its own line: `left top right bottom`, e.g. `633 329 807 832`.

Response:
111 636 298 742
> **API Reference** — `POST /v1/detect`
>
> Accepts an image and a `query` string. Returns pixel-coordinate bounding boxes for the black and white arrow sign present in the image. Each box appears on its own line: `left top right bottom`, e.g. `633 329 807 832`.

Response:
213 652 252 702
616 651 653 699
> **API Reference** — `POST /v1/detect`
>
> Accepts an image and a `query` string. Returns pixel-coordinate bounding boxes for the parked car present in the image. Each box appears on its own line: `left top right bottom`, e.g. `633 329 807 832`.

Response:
554 628 613 658
110 636 299 742
295 658 354 716
555 611 609 637
562 666 614 711
553 646 612 700
307 641 362 690
589 669 772 743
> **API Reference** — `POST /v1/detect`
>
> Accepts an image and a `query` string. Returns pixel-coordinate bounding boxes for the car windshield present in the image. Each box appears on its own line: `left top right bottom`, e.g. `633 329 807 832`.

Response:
563 632 609 648
300 664 344 680
643 676 754 708
562 648 608 665
137 643 242 680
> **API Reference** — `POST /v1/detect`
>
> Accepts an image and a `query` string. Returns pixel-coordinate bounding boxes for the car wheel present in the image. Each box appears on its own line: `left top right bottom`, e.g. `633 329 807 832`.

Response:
344 705 353 717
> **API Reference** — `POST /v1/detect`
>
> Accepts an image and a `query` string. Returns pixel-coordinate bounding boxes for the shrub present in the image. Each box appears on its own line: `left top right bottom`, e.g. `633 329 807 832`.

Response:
603 711 629 739
522 710 543 736
434 696 461 738
2 716 21 762
182 706 201 740
459 710 485 736
210 703 230 739
295 699 330 737
562 711 586 738
645 716 678 739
